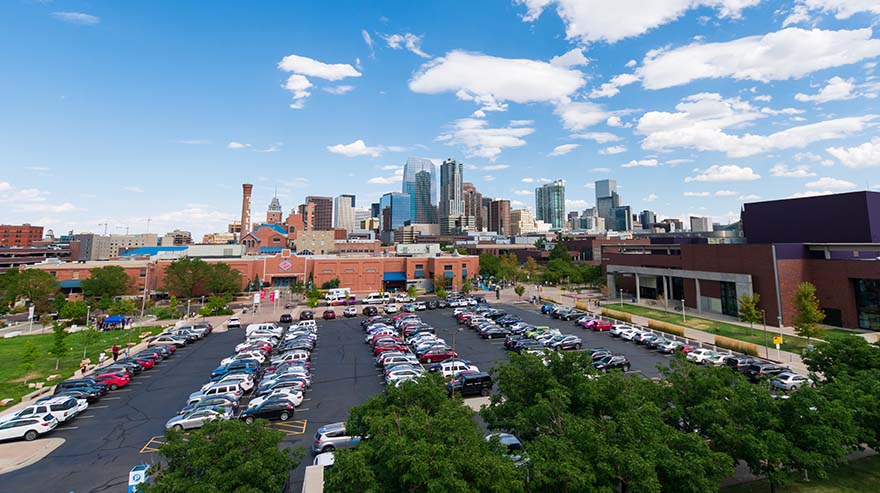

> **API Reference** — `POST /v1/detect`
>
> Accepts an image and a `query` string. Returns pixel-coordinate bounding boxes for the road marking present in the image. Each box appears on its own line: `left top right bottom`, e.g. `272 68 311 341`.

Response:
129 382 144 385
89 405 108 409
140 435 167 453
271 419 307 435
115 389 134 392
295 408 310 412
56 426 79 431
78 415 96 419
103 397 121 400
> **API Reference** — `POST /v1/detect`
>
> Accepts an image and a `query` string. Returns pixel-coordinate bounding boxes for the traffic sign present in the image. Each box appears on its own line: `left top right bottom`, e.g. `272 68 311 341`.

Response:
772 336 783 345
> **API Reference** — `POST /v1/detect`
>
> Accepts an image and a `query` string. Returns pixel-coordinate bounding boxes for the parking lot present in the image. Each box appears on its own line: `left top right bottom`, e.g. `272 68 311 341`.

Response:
1 301 678 492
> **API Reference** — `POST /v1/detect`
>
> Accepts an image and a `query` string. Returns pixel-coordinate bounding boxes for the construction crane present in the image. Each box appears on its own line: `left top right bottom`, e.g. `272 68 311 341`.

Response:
116 225 130 235
98 223 108 235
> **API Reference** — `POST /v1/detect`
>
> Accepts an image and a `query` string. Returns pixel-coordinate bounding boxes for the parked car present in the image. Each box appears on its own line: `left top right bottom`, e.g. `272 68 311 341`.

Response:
593 355 631 372
0 415 57 442
240 399 295 423
447 372 493 397
178 396 239 415
299 310 314 321
746 362 789 382
92 372 131 391
54 378 108 395
279 313 293 324
227 317 241 328
419 348 458 364
343 307 357 318
362 306 378 316
725 356 759 373
165 407 231 431
384 304 399 314
657 340 684 354
550 335 583 351
2 397 84 425
51 387 102 403
686 348 717 364
149 335 187 347
771 372 815 391
247 389 304 409
312 422 361 454
704 353 730 366
322 309 337 320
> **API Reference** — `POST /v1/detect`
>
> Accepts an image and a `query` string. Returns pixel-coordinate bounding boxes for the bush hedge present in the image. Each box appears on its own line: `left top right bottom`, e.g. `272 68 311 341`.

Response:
601 308 632 323
647 320 686 337
715 335 760 356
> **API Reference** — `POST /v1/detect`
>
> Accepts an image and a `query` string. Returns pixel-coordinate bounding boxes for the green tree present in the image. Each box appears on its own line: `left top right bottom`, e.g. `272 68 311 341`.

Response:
108 298 137 316
327 376 525 492
803 335 880 381
461 276 472 294
198 295 233 316
48 323 69 370
792 282 825 343
163 257 210 298
479 253 501 278
60 300 89 324
16 269 59 316
0 269 20 309
52 293 67 313
523 257 540 281
305 287 322 308
435 277 448 299
514 285 525 298
82 265 131 305
204 263 242 295
289 280 306 298
21 340 39 385
738 292 762 336
142 420 296 493
169 296 178 313
548 241 569 262
320 278 340 290
407 284 418 299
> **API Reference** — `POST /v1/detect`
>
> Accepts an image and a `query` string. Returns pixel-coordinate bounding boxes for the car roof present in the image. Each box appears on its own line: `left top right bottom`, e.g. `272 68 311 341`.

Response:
318 422 346 433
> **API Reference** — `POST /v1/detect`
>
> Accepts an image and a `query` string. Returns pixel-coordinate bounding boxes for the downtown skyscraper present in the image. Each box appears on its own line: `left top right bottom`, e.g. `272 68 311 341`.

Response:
535 179 566 230
402 158 437 224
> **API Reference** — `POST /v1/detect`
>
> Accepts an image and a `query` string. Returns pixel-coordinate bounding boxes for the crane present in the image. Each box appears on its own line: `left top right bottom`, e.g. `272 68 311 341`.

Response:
98 223 108 235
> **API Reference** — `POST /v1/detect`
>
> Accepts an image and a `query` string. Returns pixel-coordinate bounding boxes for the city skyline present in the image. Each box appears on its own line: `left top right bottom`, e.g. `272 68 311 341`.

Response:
2 1 880 238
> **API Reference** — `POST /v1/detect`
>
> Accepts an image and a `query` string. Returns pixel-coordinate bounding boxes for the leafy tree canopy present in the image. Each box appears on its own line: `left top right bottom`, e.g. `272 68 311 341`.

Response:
82 265 131 301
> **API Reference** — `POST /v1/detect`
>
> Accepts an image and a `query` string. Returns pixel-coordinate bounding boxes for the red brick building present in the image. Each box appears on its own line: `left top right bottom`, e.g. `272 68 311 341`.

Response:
0 224 43 247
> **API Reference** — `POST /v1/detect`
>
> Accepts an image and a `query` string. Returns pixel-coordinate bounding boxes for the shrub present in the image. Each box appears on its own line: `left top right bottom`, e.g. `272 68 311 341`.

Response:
648 320 686 337
601 308 632 323
575 300 589 311
715 335 760 356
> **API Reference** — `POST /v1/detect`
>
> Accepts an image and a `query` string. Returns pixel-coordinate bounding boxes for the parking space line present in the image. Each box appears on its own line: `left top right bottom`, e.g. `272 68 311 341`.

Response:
78 415 96 419
140 435 167 454
56 426 79 431
114 389 134 392
103 397 121 400
89 405 108 409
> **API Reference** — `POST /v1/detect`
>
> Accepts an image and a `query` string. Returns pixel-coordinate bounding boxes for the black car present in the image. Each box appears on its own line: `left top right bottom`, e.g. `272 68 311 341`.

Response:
362 306 378 316
447 372 492 397
299 310 314 321
504 334 524 350
426 300 439 310
513 340 546 353
481 327 509 339
437 300 449 309
279 313 293 324
54 378 108 395
240 399 295 423
52 387 102 403
746 363 788 382
726 356 759 374
593 355 631 371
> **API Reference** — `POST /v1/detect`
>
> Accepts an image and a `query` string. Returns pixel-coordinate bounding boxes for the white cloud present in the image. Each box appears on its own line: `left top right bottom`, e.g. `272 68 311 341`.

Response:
606 115 630 128
277 54 361 109
326 139 404 158
409 50 586 114
795 76 856 103
255 143 283 153
0 182 80 214
683 191 711 197
625 59 637 68
636 92 877 157
644 193 658 202
600 145 627 155
714 190 738 196
571 132 620 143
514 189 534 196
362 30 375 56
739 194 761 200
806 176 856 190
589 72 639 98
637 28 880 90
549 143 580 156
521 177 552 184
591 168 611 173
323 85 354 95
685 164 761 182
173 139 210 145
123 186 144 193
753 95 772 102
621 158 659 168
565 199 589 209
51 12 100 25
770 163 817 178
381 33 430 58
437 118 534 160
826 137 880 168
555 101 609 131
514 0 758 44
478 164 511 171
792 0 880 21
226 142 251 149
665 158 693 165
550 48 589 68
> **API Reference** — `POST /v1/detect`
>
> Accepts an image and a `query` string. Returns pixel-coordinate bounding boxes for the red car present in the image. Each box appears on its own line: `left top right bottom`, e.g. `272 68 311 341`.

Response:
93 372 131 390
131 356 156 370
322 310 337 320
373 344 407 356
680 345 698 354
591 320 613 331
420 348 458 364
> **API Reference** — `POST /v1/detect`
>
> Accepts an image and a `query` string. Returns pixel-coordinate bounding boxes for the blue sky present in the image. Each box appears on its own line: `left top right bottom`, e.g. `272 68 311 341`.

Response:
2 0 879 238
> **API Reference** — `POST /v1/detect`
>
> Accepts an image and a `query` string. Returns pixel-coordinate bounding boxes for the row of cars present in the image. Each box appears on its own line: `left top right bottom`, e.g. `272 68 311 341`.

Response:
0 323 213 443
543 303 815 392
165 320 317 431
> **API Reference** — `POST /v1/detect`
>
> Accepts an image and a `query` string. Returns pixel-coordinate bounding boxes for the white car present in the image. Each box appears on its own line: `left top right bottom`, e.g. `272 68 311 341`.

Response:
0 415 58 441
248 388 304 409
395 294 414 303
202 374 255 393
2 397 86 424
220 352 265 366
609 324 632 337
384 304 399 314
686 348 717 364
313 452 335 467
432 360 478 379
294 320 318 330
227 317 241 328
343 307 357 317
618 328 641 341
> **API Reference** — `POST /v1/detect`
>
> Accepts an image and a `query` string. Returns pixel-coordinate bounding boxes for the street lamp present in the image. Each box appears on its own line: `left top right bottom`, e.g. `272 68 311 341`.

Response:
681 299 686 322
619 289 623 307
186 299 191 318
761 309 769 359
86 305 91 329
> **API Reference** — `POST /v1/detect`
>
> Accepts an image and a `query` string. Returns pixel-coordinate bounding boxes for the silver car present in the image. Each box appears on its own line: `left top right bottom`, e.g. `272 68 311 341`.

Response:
771 372 815 391
311 422 362 454
165 406 231 431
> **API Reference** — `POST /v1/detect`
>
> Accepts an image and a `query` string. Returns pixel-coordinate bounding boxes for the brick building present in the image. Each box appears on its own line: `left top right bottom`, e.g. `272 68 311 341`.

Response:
0 224 44 247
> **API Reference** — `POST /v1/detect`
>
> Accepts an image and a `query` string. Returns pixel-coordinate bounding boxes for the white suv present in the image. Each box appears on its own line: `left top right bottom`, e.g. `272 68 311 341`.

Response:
0 415 58 441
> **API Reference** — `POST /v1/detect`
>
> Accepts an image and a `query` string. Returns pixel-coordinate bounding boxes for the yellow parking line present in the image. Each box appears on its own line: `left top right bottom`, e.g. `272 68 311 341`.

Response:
139 435 167 454
271 419 307 435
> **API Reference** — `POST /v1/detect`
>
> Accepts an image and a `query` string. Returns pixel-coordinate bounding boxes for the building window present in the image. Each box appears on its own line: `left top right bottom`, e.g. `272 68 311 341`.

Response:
415 264 424 269
444 265 452 271
139 269 146 278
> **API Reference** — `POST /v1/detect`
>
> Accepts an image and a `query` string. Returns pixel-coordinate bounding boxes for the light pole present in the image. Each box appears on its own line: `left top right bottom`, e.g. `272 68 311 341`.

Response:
186 299 191 318
761 309 769 359
86 305 91 329
681 299 686 322
619 289 623 307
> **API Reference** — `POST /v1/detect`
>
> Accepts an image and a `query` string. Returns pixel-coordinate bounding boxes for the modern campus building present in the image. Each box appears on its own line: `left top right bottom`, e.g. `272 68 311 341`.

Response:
603 191 880 330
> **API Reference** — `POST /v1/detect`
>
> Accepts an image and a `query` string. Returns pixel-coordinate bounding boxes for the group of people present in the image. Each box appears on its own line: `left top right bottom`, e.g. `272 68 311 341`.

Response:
80 343 124 376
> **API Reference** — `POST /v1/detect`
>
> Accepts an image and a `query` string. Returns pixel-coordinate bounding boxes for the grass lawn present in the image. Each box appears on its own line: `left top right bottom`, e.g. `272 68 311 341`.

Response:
724 455 880 493
0 325 165 406
608 304 858 353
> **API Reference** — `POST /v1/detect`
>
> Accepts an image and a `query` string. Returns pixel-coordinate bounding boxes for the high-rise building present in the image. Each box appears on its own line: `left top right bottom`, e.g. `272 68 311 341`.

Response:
370 202 381 219
609 206 633 232
298 202 316 231
267 195 283 224
439 159 464 217
379 192 411 232
662 218 684 232
403 158 437 223
161 229 193 246
241 184 253 237
535 179 566 230
488 199 511 235
333 195 356 232
510 209 536 235
595 179 621 226
639 210 656 229
353 207 371 230
305 196 333 230
690 216 712 232
462 182 484 231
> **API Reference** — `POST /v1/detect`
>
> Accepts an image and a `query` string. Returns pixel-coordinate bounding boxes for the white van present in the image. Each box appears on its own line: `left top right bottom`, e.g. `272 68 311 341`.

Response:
187 383 242 405
246 323 282 337
363 292 391 304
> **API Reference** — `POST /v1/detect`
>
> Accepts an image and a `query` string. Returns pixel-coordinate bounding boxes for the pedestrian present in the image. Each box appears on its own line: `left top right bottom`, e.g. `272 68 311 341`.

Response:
111 344 119 362
80 360 88 376
98 352 106 367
